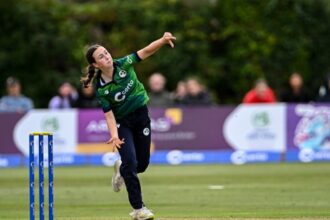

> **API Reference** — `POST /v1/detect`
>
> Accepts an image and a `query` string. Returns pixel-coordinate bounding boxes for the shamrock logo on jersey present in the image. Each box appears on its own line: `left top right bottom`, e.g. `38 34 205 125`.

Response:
119 70 127 78
143 128 150 136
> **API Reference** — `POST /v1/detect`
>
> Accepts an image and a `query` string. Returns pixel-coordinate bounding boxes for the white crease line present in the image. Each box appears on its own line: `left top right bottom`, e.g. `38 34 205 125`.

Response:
208 185 225 190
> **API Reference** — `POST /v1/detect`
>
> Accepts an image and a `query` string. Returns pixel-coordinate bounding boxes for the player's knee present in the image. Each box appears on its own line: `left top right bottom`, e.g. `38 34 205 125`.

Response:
121 158 138 173
137 161 149 173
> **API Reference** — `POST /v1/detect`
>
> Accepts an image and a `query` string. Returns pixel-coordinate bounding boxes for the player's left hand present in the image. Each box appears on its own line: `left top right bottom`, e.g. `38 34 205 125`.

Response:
162 32 176 48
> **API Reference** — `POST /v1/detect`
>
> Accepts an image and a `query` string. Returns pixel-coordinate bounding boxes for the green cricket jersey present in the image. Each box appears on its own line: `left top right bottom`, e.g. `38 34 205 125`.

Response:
95 52 149 119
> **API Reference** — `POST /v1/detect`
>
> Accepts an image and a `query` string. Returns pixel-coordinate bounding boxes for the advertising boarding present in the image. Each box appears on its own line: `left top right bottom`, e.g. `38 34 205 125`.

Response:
286 104 330 162
1 104 330 167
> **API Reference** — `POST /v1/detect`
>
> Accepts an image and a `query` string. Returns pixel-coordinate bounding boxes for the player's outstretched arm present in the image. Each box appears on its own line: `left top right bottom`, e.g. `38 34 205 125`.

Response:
137 32 176 60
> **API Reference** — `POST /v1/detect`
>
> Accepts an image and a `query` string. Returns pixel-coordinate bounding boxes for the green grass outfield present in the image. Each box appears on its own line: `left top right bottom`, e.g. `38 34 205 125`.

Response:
1 163 330 220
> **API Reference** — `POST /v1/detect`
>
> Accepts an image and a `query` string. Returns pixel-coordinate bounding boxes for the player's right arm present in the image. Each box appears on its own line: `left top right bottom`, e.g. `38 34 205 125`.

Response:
137 32 176 60
117 32 176 70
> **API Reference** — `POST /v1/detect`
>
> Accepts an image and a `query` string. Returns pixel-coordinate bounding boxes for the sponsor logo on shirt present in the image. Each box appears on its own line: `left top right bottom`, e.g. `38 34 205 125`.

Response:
114 80 134 102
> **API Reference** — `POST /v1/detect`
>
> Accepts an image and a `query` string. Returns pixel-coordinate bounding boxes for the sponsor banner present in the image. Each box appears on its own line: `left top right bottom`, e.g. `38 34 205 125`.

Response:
150 107 233 150
286 149 330 163
23 154 88 167
223 104 286 152
229 151 282 165
21 153 120 167
152 150 218 165
1 150 284 167
0 155 23 167
287 104 330 151
150 150 282 165
0 113 25 154
13 110 78 156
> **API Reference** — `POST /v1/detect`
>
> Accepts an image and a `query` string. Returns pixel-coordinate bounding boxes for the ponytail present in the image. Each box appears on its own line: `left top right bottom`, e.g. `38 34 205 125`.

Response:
80 65 98 88
81 44 102 88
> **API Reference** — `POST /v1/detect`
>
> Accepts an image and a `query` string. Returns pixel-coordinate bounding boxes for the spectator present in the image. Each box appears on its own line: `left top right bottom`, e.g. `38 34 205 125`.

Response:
316 72 330 102
76 85 99 108
48 82 78 109
148 72 173 107
183 77 213 106
243 78 277 104
172 80 187 105
0 76 34 112
281 72 311 103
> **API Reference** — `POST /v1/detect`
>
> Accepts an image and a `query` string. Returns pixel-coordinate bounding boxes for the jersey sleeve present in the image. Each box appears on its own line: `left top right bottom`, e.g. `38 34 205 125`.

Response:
116 52 141 68
96 93 112 113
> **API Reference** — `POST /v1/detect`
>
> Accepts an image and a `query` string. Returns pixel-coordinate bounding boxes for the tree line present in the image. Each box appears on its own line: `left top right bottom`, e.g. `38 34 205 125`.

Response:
1 0 330 107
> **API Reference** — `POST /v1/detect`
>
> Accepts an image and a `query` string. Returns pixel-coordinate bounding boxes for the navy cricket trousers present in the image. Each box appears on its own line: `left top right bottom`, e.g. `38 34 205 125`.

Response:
116 105 151 209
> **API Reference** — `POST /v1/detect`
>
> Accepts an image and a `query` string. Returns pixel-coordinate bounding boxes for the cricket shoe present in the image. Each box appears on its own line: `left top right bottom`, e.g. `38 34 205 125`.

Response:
112 159 124 192
129 207 154 220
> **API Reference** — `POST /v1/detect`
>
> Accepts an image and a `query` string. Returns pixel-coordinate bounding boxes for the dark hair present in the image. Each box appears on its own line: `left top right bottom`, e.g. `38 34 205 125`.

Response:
80 44 101 88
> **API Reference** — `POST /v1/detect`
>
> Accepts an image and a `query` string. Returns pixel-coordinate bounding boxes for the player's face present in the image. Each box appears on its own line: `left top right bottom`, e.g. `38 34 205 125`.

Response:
92 46 113 69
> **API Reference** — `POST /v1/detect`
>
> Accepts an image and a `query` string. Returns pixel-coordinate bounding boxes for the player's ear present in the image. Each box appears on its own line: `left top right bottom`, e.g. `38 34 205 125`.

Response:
92 63 99 69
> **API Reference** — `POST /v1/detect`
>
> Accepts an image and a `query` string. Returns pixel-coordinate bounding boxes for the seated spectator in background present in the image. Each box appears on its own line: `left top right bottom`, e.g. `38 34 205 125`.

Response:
183 77 213 106
0 76 34 112
76 85 99 108
316 72 330 102
148 72 173 107
243 78 277 104
172 80 187 105
281 72 311 103
48 82 78 109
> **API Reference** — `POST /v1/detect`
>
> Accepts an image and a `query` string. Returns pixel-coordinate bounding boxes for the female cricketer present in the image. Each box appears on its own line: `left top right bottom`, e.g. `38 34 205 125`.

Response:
81 32 176 220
